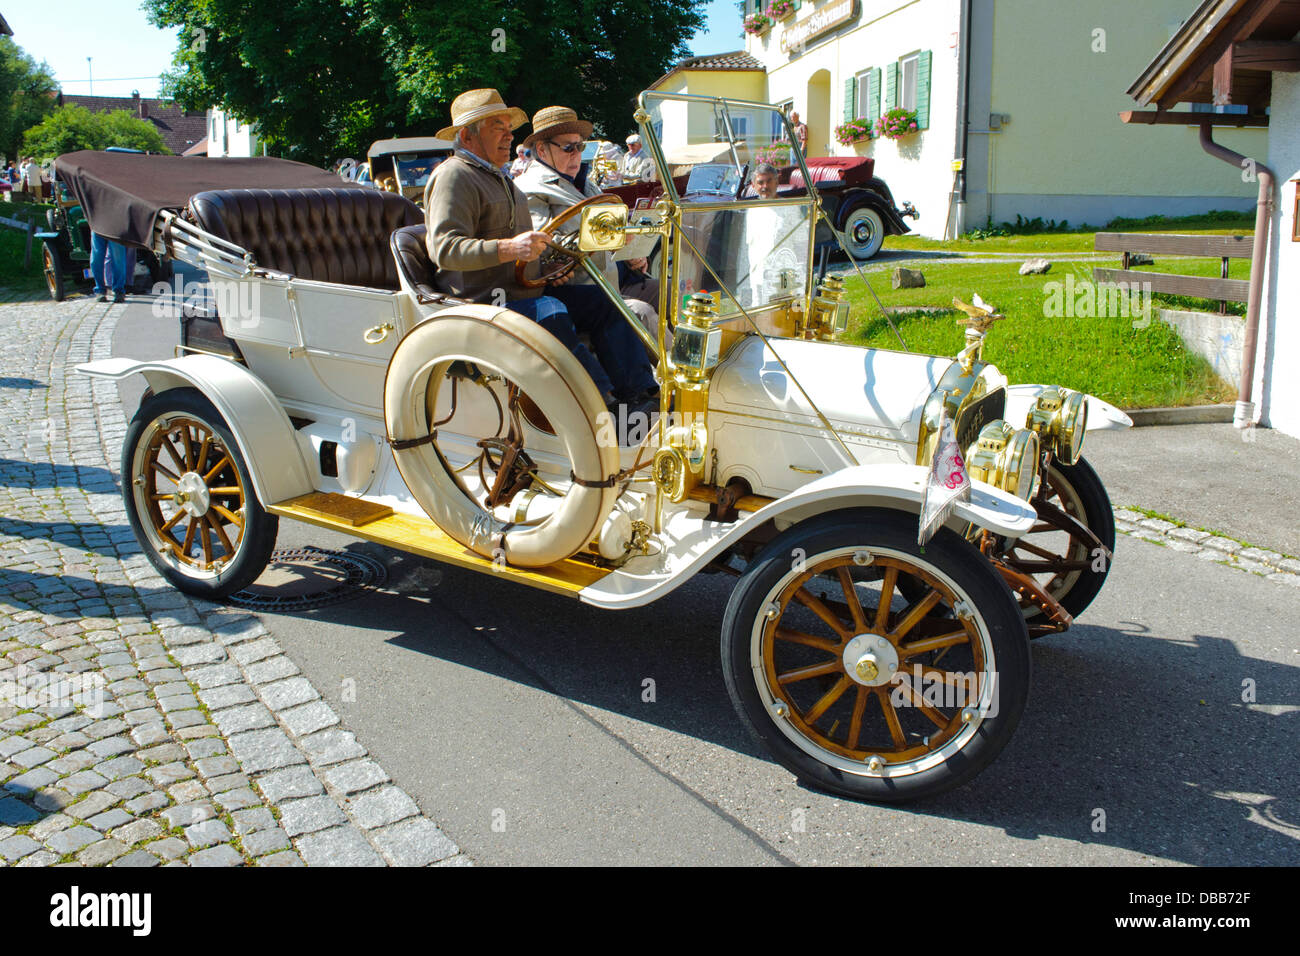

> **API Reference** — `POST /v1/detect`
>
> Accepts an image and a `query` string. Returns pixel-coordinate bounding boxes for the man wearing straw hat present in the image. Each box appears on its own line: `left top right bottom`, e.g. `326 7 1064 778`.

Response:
425 88 657 417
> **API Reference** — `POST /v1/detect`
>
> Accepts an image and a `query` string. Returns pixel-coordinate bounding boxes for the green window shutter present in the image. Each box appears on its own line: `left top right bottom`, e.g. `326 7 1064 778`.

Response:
885 62 898 111
868 67 881 123
792 0 801 8
916 50 932 129
843 77 857 121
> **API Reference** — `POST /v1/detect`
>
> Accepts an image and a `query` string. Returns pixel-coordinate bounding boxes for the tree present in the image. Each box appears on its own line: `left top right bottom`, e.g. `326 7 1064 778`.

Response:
143 0 708 164
21 105 171 157
0 38 58 164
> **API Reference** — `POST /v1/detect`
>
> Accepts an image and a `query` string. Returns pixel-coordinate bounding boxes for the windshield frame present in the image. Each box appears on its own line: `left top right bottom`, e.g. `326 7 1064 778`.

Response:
635 91 819 211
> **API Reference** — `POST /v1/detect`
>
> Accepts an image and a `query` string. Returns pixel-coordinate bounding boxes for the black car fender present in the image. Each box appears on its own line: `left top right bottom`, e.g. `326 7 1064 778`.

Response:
833 188 911 237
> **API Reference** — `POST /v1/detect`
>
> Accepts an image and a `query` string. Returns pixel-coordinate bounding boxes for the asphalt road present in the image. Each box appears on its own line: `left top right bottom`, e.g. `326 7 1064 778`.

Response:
110 287 1299 867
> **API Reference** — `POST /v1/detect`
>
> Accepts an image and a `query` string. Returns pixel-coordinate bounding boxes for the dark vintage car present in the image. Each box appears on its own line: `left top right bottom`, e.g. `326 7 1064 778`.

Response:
38 149 172 301
607 154 916 261
773 156 918 260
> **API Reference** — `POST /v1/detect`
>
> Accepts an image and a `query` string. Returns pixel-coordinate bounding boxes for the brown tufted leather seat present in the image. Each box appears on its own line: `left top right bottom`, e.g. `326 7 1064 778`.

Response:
187 187 423 289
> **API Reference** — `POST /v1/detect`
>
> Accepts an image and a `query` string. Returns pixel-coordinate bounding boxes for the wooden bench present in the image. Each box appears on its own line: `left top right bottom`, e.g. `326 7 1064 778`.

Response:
1093 232 1252 313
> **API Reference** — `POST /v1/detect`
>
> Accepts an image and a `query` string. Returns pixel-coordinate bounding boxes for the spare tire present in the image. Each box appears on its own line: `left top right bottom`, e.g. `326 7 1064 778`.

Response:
384 305 619 568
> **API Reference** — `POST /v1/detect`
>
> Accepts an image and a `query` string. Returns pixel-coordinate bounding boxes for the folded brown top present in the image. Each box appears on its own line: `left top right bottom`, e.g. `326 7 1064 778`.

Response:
53 151 355 248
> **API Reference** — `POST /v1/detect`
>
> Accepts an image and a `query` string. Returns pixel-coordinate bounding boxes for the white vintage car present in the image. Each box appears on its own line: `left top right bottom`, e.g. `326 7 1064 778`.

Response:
64 93 1130 803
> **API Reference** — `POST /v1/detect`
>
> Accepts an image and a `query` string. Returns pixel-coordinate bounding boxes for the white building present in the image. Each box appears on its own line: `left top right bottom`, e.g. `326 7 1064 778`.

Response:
1128 0 1300 439
659 0 1266 238
207 108 264 157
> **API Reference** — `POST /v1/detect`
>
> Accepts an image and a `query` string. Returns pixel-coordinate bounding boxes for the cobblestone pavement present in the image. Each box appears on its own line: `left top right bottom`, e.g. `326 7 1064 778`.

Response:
0 296 468 866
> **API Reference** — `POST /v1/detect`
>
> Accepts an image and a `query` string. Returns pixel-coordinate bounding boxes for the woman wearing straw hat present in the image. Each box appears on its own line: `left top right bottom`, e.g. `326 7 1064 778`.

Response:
424 89 657 416
514 106 660 336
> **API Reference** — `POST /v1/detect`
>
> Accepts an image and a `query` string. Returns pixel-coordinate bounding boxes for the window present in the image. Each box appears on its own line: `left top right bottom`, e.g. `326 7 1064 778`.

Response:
884 51 931 129
773 100 793 140
899 53 920 111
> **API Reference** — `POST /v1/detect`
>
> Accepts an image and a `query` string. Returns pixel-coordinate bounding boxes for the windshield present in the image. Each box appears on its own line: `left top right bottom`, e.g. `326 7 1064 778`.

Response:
640 92 804 203
393 154 446 189
676 203 812 315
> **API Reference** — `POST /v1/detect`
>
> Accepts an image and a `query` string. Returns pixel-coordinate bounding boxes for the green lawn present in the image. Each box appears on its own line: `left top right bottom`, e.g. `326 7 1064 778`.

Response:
843 259 1237 409
885 210 1256 256
0 214 57 294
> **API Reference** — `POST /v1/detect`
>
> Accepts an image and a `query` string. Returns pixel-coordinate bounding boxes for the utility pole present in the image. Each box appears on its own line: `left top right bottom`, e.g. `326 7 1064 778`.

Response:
87 57 93 94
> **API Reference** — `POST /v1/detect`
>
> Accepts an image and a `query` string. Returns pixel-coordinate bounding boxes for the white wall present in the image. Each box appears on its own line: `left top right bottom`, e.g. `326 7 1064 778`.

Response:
207 108 262 157
757 0 962 238
1260 71 1300 438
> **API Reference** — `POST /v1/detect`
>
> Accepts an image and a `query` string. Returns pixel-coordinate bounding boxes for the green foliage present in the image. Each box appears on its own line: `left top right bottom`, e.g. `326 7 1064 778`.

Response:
1104 208 1254 232
143 0 708 165
21 105 171 157
0 38 58 165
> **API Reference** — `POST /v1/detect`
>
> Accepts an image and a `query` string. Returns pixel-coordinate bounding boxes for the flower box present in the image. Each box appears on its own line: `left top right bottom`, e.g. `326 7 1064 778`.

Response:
744 13 773 35
835 119 873 147
876 108 920 140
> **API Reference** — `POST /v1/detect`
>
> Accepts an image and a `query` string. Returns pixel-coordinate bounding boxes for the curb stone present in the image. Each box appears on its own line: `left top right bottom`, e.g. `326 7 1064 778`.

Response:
1113 506 1300 585
0 296 465 866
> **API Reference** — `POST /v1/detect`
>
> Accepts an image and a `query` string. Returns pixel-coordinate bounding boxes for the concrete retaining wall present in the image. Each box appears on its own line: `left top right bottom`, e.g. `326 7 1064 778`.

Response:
1157 308 1245 389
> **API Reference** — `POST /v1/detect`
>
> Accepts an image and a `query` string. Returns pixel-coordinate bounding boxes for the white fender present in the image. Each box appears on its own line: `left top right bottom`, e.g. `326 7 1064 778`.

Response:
579 462 1037 609
1004 384 1133 431
76 354 315 506
383 304 619 568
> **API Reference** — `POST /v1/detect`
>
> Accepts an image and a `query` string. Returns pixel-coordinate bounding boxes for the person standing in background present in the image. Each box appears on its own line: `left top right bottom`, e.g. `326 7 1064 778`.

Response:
790 112 809 155
89 233 128 304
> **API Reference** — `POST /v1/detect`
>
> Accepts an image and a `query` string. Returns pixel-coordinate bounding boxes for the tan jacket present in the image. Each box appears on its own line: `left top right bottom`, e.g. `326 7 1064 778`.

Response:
514 160 619 288
424 152 539 302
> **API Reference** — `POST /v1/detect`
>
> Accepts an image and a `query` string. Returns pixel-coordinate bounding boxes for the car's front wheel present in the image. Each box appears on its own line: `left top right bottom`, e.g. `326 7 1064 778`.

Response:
721 509 1031 803
123 388 277 598
840 205 886 260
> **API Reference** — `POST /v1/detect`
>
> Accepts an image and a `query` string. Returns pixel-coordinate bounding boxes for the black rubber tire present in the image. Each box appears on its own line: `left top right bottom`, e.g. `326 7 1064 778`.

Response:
42 241 66 302
721 508 1031 803
1018 456 1115 628
122 388 278 599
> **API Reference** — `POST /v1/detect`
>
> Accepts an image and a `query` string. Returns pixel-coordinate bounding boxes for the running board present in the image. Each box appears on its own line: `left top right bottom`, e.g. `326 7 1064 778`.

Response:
267 492 611 598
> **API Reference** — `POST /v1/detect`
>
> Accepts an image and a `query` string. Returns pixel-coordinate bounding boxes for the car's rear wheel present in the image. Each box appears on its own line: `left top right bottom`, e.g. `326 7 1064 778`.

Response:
123 388 277 598
722 509 1031 803
841 205 886 260
42 241 66 301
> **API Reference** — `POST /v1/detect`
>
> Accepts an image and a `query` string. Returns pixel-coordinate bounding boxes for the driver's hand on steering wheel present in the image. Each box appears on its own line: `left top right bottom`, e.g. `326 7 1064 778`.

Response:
499 230 551 263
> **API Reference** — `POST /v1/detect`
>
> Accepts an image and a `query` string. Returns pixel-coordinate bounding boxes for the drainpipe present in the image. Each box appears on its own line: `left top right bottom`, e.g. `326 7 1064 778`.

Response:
951 0 972 238
1198 123 1273 428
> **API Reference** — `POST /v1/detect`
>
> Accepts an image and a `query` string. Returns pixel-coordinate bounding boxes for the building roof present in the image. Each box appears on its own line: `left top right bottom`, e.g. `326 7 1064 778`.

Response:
652 50 765 88
1127 0 1300 110
0 13 12 35
57 93 209 156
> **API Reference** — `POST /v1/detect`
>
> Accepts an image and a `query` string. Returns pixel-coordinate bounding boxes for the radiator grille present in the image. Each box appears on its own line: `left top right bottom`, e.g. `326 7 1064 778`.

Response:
956 388 1006 452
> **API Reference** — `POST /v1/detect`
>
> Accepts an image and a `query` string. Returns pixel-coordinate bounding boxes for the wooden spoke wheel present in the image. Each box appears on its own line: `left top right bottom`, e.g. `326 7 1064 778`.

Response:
722 509 1030 803
999 456 1115 627
123 388 277 598
42 241 66 302
514 193 619 289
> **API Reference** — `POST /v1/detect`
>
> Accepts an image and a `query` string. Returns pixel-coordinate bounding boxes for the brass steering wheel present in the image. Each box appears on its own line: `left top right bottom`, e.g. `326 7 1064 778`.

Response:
515 193 621 290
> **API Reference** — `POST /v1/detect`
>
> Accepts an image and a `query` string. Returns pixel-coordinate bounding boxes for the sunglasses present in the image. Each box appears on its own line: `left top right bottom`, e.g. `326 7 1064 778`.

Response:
547 139 586 154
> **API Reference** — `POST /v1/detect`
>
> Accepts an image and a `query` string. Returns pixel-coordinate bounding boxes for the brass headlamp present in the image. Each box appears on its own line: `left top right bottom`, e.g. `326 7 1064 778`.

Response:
807 274 849 341
671 292 722 382
1025 387 1087 466
966 420 1039 501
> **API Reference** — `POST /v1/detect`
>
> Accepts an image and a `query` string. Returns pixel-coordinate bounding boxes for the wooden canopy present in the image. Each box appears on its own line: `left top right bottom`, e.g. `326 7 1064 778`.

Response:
1127 0 1300 116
